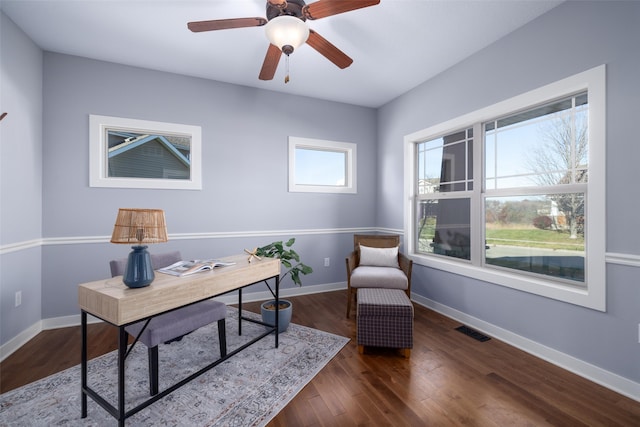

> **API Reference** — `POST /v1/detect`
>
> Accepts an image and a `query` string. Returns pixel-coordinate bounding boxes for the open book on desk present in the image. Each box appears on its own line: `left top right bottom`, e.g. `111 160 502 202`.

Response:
157 259 236 277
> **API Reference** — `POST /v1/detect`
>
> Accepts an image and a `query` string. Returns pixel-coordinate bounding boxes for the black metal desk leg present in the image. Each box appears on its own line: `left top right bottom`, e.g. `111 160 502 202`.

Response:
81 311 87 418
238 288 242 336
118 326 127 426
275 276 279 348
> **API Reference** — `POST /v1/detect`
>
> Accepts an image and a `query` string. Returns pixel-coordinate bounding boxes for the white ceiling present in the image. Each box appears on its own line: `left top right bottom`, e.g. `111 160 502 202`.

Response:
1 0 563 108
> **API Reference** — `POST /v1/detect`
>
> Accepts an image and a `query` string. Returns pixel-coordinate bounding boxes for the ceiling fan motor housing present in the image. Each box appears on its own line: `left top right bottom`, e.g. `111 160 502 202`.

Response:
266 0 307 21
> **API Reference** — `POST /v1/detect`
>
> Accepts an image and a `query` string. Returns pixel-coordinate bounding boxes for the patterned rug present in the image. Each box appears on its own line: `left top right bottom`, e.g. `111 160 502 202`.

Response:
0 308 349 426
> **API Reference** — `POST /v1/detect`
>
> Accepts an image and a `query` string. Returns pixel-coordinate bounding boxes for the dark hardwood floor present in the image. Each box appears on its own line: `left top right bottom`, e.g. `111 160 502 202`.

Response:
2 290 639 426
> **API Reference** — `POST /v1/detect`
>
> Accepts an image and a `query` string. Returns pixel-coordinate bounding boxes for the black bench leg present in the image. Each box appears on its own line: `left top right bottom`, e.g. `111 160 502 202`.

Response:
218 319 227 358
148 346 159 396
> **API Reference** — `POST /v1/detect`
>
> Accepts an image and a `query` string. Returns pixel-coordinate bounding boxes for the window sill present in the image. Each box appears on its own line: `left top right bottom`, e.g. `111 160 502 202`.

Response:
410 252 605 311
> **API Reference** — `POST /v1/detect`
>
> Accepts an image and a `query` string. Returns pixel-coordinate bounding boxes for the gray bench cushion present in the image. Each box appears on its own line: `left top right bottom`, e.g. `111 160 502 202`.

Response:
350 266 408 290
357 288 413 318
126 300 227 348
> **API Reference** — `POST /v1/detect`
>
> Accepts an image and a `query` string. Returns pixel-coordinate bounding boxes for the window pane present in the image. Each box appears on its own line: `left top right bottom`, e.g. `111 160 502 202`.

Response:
417 128 472 194
484 93 588 190
295 147 346 186
485 194 585 283
417 198 471 260
107 130 191 180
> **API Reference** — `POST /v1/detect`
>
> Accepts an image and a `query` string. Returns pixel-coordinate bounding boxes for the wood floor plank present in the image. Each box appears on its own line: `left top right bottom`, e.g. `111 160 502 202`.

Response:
2 290 639 427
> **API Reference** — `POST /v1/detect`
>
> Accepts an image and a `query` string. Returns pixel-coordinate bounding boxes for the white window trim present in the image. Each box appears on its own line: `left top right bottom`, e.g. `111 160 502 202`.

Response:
288 136 357 194
404 65 606 311
89 115 202 190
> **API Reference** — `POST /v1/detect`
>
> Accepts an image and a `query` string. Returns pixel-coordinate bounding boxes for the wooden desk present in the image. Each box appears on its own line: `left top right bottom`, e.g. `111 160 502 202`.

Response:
78 255 281 426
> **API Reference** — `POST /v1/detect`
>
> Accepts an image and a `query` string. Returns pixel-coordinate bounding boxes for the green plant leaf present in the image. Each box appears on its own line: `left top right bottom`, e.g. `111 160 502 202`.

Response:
255 238 312 286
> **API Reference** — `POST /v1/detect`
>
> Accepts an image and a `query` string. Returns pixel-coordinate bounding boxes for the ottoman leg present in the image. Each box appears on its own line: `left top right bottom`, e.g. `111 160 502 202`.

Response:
358 345 365 354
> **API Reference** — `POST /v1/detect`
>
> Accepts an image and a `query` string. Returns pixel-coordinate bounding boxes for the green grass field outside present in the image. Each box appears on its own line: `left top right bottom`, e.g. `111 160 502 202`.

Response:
419 220 584 251
486 226 584 251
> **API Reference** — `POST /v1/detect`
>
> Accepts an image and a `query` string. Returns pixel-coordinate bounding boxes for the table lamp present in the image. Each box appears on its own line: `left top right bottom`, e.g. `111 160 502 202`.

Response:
110 208 168 288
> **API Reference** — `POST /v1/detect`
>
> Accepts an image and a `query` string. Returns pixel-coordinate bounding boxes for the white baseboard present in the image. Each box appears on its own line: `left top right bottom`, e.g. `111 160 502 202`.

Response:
0 283 346 362
411 293 640 403
41 313 104 330
0 321 42 362
213 281 346 304
0 314 106 362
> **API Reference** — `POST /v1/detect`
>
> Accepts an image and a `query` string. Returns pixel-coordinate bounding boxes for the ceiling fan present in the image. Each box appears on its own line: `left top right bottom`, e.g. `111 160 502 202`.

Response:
187 0 380 82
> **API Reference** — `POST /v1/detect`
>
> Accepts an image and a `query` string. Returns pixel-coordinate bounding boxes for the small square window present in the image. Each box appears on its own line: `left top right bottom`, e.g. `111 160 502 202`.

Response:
288 137 357 194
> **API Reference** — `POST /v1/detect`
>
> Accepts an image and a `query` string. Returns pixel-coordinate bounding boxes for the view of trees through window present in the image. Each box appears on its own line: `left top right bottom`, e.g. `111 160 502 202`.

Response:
416 92 588 284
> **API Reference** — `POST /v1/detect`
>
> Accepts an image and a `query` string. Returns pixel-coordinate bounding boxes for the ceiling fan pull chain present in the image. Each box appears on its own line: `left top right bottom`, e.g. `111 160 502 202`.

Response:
285 54 290 84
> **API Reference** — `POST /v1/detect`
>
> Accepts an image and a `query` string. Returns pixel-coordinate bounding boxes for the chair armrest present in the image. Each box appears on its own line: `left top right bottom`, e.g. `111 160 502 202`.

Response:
398 252 413 294
346 251 358 285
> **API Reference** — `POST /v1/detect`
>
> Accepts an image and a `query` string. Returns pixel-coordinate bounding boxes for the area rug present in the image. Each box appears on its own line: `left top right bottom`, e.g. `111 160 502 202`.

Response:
0 308 349 426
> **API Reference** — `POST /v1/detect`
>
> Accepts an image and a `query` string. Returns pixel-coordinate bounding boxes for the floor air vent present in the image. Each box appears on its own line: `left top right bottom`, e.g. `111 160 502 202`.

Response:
455 325 491 342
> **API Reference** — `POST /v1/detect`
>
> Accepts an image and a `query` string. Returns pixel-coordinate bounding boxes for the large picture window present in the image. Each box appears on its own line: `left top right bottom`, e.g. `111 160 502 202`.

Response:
404 65 605 310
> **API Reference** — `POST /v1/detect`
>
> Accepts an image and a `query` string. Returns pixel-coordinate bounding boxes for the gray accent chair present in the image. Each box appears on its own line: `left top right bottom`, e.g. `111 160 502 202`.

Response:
110 251 227 396
345 234 413 318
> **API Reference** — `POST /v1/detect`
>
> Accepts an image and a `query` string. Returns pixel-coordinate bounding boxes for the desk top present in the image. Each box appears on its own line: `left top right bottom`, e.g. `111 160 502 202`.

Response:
78 254 280 325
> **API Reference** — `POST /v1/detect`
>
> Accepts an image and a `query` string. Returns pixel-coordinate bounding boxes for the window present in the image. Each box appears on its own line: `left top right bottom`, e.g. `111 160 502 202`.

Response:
484 94 588 282
416 128 473 260
404 65 606 310
90 115 202 189
288 136 357 193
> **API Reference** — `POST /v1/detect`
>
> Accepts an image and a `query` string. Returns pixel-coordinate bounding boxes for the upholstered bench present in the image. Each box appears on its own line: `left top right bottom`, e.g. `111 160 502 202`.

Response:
125 300 227 395
357 288 413 358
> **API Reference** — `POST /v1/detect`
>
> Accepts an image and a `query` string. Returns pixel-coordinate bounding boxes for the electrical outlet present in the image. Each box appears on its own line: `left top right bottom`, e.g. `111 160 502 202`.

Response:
15 291 21 307
324 257 330 267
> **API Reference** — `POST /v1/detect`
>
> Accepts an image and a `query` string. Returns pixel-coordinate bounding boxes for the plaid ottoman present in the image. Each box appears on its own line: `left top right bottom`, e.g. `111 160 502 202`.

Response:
357 288 413 358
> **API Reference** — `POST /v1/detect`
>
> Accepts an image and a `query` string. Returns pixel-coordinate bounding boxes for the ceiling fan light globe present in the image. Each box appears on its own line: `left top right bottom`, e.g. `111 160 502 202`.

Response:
265 15 309 53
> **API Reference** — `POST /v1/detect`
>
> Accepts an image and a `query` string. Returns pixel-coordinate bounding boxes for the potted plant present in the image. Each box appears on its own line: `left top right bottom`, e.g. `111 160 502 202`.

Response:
256 238 313 332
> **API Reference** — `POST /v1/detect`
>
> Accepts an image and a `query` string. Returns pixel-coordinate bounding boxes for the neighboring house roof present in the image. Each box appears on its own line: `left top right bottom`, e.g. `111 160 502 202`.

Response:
108 134 190 167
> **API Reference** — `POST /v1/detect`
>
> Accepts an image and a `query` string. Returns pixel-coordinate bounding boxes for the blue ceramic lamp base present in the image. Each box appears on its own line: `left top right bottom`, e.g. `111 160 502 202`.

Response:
123 245 155 288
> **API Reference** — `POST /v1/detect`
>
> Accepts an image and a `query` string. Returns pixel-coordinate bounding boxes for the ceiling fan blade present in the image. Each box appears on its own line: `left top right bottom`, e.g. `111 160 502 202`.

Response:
259 44 282 80
306 30 353 69
303 0 380 20
187 17 267 33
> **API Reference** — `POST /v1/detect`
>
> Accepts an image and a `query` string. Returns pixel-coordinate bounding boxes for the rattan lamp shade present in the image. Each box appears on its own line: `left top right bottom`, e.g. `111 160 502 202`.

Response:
111 208 168 244
111 208 168 288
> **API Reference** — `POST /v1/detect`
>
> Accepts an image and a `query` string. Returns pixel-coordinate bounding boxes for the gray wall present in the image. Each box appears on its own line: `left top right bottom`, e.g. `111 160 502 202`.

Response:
37 52 377 319
0 12 43 344
41 53 378 237
377 1 640 383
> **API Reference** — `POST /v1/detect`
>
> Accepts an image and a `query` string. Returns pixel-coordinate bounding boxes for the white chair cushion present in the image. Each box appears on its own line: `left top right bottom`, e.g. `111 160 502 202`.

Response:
359 245 399 268
350 266 408 290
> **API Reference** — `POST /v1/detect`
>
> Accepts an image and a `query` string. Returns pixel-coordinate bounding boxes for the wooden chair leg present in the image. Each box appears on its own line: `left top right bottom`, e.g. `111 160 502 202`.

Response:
148 346 159 396
217 319 227 358
346 288 353 318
